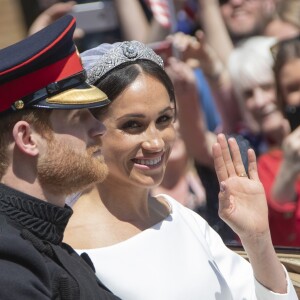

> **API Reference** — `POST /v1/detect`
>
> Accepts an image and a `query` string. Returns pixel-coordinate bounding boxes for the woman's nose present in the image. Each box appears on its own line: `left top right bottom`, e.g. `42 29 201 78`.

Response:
253 88 265 108
142 129 165 151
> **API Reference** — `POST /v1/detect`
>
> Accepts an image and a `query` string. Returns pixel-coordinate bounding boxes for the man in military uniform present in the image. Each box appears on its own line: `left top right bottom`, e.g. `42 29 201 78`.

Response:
0 15 120 299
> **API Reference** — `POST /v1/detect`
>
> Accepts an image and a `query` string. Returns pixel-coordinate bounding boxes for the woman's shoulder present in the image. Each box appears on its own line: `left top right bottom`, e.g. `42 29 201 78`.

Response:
155 193 185 211
155 193 209 228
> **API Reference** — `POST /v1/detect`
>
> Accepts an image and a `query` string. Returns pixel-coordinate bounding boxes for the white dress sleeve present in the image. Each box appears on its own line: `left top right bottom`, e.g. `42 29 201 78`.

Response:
175 196 298 300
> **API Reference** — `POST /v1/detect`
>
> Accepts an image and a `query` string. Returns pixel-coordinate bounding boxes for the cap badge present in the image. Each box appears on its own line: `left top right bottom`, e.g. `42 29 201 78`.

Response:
14 100 24 110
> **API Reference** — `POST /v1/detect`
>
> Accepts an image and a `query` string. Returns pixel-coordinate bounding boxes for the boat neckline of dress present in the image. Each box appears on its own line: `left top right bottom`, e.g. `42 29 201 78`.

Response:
75 194 175 252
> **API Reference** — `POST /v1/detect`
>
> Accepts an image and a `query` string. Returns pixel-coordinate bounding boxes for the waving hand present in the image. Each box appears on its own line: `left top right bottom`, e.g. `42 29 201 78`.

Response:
212 134 268 239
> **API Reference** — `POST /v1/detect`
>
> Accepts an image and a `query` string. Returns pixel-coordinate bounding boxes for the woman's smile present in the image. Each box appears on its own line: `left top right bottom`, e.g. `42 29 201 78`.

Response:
132 153 165 169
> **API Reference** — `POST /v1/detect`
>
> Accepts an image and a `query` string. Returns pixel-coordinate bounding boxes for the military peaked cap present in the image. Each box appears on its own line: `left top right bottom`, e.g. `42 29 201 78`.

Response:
0 15 109 114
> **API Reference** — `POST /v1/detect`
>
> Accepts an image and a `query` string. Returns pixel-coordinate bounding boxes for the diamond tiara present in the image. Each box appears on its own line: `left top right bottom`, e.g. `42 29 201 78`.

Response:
86 41 164 85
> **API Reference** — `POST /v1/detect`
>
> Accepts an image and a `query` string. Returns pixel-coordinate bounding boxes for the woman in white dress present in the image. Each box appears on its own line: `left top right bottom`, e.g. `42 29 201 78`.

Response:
64 41 297 300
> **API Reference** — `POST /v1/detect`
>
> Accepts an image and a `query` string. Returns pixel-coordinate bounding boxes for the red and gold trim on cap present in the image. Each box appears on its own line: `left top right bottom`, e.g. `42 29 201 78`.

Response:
0 51 83 112
0 17 83 112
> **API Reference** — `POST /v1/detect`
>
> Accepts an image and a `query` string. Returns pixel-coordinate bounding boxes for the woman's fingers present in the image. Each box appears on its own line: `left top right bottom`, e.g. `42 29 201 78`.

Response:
227 137 247 178
247 148 259 181
213 134 254 181
217 134 236 177
212 142 228 183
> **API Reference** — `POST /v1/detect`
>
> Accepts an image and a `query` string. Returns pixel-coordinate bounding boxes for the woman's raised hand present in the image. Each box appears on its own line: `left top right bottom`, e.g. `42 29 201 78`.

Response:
212 134 269 240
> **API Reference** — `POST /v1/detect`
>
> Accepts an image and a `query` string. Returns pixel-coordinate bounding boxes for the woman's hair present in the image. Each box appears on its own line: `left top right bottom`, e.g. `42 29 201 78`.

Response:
273 36 300 111
228 36 277 106
94 59 176 111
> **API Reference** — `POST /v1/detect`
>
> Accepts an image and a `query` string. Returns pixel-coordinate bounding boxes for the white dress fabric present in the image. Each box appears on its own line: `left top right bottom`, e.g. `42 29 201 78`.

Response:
76 194 297 300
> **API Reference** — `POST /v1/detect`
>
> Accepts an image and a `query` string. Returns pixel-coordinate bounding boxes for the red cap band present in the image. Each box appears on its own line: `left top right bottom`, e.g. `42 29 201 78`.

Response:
0 51 83 112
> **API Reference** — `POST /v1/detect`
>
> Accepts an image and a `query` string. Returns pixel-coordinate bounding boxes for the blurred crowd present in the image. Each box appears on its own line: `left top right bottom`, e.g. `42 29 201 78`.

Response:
10 0 300 247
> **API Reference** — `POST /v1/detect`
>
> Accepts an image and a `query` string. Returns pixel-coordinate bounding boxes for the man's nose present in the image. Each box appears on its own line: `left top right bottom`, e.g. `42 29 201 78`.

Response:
89 114 107 138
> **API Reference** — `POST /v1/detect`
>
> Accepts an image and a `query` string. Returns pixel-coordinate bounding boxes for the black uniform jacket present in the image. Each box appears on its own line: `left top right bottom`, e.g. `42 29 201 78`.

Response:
0 183 121 300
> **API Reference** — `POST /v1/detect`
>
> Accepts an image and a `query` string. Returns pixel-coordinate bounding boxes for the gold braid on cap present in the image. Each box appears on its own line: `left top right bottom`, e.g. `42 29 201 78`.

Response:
86 41 164 85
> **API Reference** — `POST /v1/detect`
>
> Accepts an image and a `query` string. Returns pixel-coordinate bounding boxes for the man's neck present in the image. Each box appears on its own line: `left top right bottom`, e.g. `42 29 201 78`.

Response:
1 175 66 207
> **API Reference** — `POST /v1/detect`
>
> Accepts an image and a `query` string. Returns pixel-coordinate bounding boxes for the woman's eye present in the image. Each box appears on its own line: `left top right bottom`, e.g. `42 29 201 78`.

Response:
157 115 173 124
243 89 253 99
287 84 300 94
261 83 274 91
121 120 141 129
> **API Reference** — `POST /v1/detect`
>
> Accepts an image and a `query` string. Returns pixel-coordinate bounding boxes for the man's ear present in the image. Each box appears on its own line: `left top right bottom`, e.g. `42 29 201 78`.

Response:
12 121 39 156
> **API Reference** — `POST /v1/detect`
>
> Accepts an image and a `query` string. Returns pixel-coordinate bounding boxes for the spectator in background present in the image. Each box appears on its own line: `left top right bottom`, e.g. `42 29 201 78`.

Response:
228 35 289 155
218 0 275 43
198 0 299 68
197 0 276 66
258 35 300 246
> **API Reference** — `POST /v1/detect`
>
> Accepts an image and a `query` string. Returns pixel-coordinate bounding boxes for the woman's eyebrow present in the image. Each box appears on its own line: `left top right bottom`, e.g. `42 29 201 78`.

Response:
116 106 174 121
116 113 145 121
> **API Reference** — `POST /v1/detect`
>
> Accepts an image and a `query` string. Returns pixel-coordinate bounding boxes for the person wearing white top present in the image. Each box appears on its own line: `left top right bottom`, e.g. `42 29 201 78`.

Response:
64 40 297 299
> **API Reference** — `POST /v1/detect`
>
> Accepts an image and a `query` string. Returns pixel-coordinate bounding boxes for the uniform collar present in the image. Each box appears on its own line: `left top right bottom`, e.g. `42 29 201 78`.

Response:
0 183 73 244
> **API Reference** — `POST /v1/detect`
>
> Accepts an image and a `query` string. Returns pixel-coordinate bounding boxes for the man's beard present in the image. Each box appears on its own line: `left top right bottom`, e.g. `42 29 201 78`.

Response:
37 138 108 196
